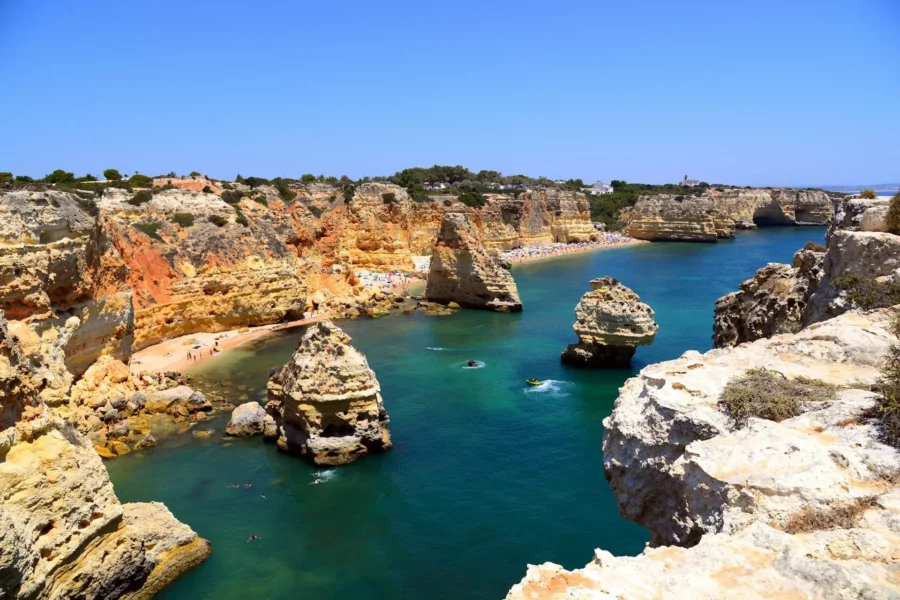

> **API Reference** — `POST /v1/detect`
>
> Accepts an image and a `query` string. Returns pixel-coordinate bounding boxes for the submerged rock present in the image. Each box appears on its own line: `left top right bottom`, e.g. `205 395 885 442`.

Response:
266 320 391 465
225 401 267 437
561 277 657 367
425 212 523 312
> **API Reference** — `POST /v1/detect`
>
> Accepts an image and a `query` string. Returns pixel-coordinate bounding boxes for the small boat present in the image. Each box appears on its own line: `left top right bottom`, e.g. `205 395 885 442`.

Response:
525 378 543 386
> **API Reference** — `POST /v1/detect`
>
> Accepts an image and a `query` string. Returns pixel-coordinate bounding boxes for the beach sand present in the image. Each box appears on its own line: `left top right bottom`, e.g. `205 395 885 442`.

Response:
502 238 646 265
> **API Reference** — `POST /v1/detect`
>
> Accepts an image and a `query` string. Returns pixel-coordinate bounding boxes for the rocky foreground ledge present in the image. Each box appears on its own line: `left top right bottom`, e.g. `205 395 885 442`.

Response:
506 308 900 599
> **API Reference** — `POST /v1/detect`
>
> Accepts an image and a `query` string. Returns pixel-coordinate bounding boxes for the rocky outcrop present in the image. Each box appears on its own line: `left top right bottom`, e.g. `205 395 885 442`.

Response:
561 278 657 367
479 190 598 250
426 212 523 311
0 313 210 599
832 197 890 233
225 401 268 437
98 188 309 350
628 189 833 242
507 309 900 599
266 320 391 465
713 243 825 347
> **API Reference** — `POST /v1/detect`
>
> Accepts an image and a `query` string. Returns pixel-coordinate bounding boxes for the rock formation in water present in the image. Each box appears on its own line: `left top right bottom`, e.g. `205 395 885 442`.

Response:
628 188 833 242
561 278 657 367
225 401 269 437
0 312 210 598
713 242 825 347
266 320 391 465
426 212 523 312
507 308 900 599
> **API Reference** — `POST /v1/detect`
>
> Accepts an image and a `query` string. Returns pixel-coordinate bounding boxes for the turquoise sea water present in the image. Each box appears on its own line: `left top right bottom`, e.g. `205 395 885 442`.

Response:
106 227 825 600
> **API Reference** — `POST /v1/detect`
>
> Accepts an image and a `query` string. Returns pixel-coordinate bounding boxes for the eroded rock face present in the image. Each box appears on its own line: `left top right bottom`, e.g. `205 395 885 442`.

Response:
0 313 209 599
426 212 523 311
266 321 391 465
479 190 598 250
628 189 833 242
507 309 900 600
561 278 657 367
713 244 825 348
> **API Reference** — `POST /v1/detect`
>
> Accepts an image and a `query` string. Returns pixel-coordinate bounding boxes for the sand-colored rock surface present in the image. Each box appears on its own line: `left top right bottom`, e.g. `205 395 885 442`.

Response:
561 277 657 367
225 401 267 436
628 188 833 242
507 308 900 599
266 320 391 465
0 313 209 599
426 212 523 311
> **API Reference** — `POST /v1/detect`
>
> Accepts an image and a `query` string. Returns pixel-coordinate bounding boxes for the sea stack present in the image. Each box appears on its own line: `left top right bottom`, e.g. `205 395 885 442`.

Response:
561 277 658 367
266 320 391 465
426 212 523 311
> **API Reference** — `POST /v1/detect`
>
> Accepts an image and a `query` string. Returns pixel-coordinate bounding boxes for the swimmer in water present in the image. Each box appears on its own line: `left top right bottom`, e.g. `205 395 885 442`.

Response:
244 483 252 488
229 483 239 489
247 534 260 542
310 479 321 485
260 493 267 500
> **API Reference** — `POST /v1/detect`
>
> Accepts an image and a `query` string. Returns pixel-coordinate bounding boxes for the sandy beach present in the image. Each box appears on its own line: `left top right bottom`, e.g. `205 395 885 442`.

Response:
501 235 645 265
130 316 327 375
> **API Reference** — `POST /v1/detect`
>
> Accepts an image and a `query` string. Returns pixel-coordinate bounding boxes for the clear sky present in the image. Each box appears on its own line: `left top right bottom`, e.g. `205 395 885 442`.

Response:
1 0 898 186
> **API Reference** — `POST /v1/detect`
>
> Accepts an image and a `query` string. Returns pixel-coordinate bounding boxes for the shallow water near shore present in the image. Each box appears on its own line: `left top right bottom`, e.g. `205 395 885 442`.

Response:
106 227 825 600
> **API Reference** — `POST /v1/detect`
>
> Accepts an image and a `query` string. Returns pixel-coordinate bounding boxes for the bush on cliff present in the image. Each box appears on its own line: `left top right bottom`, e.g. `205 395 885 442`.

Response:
860 189 877 199
129 173 152 188
172 212 195 227
45 169 75 184
833 274 900 310
133 221 163 241
458 190 486 208
221 182 234 190
382 192 396 204
253 196 268 206
234 206 249 227
272 177 297 203
307 205 323 218
207 214 228 227
128 189 153 205
202 185 212 194
103 169 122 181
0 172 12 184
886 193 900 236
803 240 826 252
720 368 836 428
222 190 244 204
874 316 900 448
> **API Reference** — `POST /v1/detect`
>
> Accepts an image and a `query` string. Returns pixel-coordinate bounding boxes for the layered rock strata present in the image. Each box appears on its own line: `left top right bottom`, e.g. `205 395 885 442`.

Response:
426 212 523 312
0 313 210 599
628 188 833 242
507 309 900 599
266 320 391 465
561 277 657 367
478 190 598 250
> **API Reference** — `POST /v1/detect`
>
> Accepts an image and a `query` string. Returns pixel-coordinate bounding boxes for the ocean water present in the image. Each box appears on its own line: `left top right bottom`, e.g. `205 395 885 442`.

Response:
106 227 826 600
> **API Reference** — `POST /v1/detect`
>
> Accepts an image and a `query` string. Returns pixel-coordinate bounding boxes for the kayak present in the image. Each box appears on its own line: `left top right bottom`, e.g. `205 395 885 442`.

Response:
525 379 543 386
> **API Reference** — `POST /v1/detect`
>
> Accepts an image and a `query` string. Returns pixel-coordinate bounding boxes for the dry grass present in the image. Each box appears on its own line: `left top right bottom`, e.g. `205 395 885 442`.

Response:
719 369 836 428
835 417 859 428
783 496 878 534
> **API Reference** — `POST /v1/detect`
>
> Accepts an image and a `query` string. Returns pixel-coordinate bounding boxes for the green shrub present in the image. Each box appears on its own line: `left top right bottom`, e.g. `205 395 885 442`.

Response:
307 205 323 218
221 182 234 190
874 316 900 448
152 184 176 194
860 189 877 199
301 174 317 183
458 190 486 208
75 196 99 217
886 193 900 236
172 212 195 227
719 368 836 428
382 192 396 204
243 176 268 189
15 175 34 183
46 169 75 184
127 189 153 205
0 172 12 184
129 173 152 188
253 196 268 206
272 178 296 203
104 169 123 181
234 206 249 227
134 221 163 241
222 190 244 204
189 171 201 177
208 214 228 227
202 185 212 194
412 193 432 204
342 184 356 204
833 274 900 310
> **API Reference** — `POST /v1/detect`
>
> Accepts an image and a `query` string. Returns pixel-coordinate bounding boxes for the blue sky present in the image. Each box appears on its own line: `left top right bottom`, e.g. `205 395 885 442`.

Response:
1 0 898 186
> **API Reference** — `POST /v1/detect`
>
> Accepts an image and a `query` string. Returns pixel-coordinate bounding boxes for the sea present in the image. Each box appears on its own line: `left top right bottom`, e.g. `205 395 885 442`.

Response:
106 226 826 600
